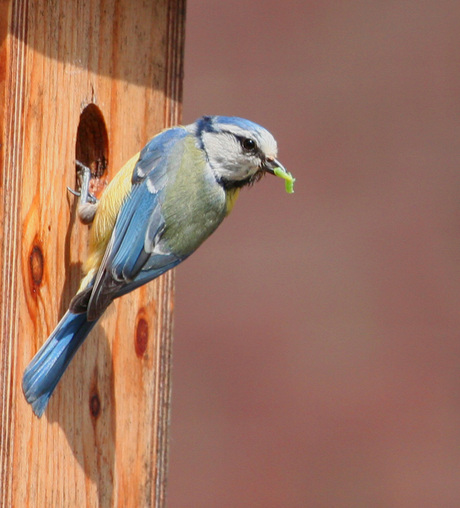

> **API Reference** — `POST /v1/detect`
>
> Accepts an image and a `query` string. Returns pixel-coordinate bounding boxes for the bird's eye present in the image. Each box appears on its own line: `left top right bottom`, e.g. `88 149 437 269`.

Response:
241 138 257 152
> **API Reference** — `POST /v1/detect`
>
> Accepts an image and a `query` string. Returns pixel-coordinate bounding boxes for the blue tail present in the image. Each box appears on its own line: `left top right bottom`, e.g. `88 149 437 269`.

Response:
22 311 98 417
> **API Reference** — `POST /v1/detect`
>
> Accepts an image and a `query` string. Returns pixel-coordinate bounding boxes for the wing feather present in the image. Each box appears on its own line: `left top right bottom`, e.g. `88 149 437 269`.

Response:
86 128 188 320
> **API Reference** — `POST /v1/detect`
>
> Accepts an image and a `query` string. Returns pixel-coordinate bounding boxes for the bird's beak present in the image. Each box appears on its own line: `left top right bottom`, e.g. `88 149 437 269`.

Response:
264 157 286 175
264 157 295 194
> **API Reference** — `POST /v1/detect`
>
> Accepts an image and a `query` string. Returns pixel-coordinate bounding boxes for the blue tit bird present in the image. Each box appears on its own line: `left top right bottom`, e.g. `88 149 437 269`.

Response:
22 115 292 417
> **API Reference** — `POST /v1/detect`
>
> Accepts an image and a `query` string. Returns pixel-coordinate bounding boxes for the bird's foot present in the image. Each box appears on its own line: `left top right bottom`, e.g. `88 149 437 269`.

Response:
68 161 99 224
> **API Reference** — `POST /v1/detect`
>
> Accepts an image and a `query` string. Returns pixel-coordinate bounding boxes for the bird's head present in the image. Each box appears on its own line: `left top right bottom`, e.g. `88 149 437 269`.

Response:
188 115 287 190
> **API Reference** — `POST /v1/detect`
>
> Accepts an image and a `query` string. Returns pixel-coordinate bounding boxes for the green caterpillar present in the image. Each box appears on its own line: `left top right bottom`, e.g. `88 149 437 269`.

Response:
274 167 296 194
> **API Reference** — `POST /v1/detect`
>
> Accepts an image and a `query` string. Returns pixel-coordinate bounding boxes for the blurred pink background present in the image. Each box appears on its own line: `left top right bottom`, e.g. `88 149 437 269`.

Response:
168 1 460 506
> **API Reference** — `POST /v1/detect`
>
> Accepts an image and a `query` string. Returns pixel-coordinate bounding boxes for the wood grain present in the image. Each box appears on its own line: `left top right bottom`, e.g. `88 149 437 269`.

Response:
0 0 185 506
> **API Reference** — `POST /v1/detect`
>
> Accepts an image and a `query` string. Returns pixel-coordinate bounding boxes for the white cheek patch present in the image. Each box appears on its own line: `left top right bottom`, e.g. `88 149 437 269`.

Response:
202 132 241 178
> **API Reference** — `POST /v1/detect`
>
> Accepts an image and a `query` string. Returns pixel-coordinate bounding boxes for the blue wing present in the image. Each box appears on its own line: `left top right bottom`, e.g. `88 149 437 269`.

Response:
86 127 189 320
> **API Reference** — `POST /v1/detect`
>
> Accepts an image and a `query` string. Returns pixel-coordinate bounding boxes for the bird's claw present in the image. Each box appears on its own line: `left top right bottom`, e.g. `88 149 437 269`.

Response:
66 186 81 197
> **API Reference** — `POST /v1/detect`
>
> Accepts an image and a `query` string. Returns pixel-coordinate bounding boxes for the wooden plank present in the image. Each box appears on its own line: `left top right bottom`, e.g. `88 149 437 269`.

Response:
0 0 185 506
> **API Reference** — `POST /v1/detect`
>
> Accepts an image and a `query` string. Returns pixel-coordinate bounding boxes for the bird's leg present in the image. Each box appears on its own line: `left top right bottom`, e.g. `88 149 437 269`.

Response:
67 161 99 224
70 160 99 204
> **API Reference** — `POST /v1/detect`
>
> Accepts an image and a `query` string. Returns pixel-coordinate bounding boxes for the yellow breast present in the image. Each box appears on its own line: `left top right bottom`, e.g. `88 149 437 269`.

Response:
78 152 139 291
